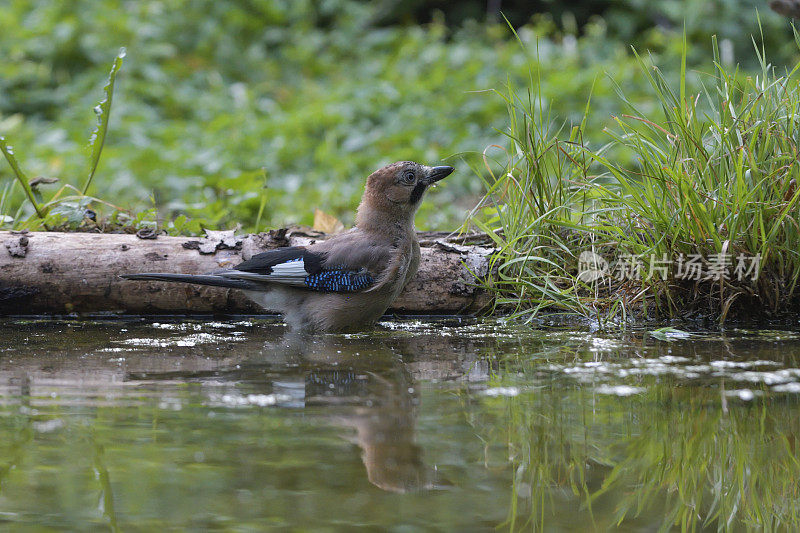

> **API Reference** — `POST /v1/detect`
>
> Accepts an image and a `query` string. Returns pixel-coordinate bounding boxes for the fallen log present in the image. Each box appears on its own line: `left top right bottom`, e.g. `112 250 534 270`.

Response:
0 229 495 315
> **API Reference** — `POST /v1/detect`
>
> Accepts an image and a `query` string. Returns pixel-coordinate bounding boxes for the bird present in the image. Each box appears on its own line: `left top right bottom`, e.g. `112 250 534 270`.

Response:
770 0 800 18
122 161 454 332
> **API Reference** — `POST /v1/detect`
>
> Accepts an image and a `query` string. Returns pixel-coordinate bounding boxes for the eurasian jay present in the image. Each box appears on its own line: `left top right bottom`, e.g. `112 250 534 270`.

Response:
122 161 454 332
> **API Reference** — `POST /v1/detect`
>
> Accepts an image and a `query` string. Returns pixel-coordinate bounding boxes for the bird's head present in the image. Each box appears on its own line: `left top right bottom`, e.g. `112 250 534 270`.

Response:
356 161 454 231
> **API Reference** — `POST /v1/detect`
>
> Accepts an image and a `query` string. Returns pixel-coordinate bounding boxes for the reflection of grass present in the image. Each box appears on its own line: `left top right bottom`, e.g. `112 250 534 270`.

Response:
91 433 121 533
501 388 605 531
461 379 607 530
467 377 800 530
594 390 800 530
0 416 33 492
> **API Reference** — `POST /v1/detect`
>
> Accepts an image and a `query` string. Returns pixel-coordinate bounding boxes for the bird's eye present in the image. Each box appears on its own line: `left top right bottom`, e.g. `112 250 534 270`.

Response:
401 170 416 184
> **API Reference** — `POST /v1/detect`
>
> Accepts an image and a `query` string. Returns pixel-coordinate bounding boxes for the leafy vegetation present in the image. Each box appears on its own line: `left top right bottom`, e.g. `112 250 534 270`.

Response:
0 0 615 232
1 0 794 235
4 1 800 321
1 48 129 230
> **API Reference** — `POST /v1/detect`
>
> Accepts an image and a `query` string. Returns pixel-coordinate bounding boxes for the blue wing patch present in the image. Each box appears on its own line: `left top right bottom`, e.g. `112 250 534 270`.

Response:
232 248 373 292
305 268 374 292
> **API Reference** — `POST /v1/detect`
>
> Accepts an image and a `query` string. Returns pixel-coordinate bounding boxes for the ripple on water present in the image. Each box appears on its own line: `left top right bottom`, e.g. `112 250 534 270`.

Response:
594 385 645 396
482 386 520 397
545 351 800 395
115 333 242 348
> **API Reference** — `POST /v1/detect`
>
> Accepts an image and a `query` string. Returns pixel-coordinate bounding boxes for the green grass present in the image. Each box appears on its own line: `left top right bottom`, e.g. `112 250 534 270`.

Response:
469 30 800 322
1 48 130 230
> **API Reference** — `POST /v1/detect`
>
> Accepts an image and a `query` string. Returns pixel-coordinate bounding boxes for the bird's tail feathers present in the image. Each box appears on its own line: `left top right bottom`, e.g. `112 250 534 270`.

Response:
120 272 265 291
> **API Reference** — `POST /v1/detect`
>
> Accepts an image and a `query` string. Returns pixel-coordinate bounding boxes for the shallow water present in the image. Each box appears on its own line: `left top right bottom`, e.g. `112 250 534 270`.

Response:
1 317 799 530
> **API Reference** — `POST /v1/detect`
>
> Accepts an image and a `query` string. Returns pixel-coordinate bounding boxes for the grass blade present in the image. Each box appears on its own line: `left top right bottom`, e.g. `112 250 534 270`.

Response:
0 137 47 219
82 47 126 195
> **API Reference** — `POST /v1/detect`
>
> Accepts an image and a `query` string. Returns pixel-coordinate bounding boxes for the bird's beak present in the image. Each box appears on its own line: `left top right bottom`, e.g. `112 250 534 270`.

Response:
423 165 454 185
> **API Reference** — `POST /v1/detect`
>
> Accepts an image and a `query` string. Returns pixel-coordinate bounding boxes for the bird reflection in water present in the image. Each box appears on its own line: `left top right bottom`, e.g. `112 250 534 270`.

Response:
0 319 486 495
274 335 441 493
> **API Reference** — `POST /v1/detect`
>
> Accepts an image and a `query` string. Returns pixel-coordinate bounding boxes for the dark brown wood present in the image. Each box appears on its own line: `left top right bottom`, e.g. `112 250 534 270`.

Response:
0 229 494 315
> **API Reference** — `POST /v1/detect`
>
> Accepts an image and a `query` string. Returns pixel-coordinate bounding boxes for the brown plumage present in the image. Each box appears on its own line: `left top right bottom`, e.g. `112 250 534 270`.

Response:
122 161 454 332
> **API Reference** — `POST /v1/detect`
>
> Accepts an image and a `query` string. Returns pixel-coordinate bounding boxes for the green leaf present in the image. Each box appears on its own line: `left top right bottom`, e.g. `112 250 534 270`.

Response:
82 47 126 195
649 327 693 341
0 137 46 219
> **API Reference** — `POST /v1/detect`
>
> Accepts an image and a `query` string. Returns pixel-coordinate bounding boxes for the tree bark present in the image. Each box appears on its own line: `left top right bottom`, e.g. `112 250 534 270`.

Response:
0 229 495 315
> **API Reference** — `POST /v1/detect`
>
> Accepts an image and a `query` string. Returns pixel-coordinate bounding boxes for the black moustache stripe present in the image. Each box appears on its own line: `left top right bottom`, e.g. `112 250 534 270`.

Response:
409 182 427 204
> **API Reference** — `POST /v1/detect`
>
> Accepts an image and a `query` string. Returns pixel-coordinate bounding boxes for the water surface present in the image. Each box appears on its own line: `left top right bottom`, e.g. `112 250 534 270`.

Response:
1 317 799 530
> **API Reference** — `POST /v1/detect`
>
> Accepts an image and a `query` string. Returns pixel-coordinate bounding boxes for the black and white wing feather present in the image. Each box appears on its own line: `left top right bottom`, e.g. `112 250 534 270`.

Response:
223 246 374 292
122 245 375 293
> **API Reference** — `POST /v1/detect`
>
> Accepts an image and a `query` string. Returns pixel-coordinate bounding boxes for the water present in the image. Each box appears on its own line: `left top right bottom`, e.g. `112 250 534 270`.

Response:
1 317 799 530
